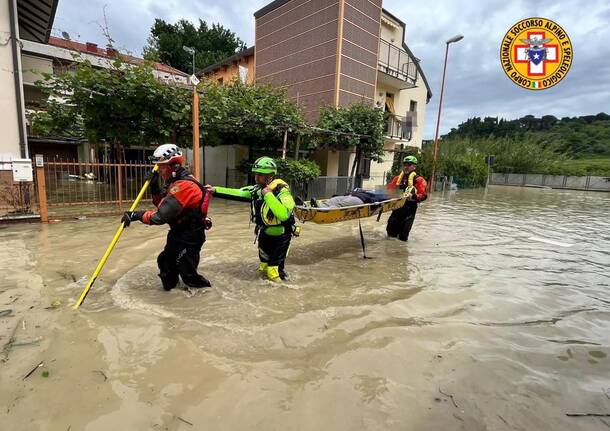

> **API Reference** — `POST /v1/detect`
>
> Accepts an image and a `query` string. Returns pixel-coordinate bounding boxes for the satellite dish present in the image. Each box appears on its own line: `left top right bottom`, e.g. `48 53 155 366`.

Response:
61 31 71 40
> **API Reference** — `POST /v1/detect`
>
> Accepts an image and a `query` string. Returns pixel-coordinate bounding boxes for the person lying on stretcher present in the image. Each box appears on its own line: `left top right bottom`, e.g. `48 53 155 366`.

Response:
309 188 393 208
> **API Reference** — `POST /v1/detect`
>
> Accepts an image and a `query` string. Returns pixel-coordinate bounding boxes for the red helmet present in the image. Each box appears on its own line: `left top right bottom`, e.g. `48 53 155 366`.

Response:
151 144 184 166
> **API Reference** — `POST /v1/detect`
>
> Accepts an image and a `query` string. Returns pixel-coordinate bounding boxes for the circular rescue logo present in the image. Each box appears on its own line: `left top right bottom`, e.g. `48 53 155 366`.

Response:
500 17 573 90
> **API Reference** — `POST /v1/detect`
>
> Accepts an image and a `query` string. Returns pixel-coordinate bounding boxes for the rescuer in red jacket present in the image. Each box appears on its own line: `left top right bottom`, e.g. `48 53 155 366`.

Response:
386 155 427 241
121 144 212 290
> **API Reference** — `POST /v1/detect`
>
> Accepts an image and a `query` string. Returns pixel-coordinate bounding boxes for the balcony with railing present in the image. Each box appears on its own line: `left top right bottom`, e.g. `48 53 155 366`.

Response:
377 39 418 89
384 111 417 141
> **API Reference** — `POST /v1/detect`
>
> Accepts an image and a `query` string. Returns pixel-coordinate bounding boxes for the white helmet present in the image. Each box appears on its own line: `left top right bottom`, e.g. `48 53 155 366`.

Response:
151 144 183 165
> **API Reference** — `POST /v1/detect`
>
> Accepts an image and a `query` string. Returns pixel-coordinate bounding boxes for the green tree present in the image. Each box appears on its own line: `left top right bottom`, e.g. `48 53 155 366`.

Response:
274 158 321 183
33 55 193 153
410 136 570 188
32 62 305 159
30 98 83 138
199 79 305 150
316 103 385 160
316 102 385 180
444 113 610 158
144 19 246 73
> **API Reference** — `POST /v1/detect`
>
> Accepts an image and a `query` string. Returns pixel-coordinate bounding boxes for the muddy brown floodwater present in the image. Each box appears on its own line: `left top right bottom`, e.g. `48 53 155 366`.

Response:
1 185 609 430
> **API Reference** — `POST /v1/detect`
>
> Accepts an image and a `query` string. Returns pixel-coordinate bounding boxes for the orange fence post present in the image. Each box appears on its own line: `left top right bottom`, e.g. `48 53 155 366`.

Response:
34 155 48 223
117 163 123 211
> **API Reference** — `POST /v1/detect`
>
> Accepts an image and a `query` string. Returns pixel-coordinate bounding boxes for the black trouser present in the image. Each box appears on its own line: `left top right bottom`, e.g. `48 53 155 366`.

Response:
157 226 210 290
386 201 418 241
258 229 292 278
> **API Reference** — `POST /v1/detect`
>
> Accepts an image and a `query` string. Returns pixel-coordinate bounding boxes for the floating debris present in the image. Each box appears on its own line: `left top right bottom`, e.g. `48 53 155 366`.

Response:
23 361 44 380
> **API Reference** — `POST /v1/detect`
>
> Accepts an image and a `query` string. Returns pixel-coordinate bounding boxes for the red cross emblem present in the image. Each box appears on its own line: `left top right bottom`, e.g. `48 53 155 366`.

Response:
514 31 559 76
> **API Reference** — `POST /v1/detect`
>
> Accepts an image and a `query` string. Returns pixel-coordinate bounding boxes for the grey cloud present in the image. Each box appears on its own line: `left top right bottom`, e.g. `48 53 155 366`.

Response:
53 0 610 138
388 0 610 137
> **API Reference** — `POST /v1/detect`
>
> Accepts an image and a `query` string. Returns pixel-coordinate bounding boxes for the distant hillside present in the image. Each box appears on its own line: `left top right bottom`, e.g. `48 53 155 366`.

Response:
443 113 610 157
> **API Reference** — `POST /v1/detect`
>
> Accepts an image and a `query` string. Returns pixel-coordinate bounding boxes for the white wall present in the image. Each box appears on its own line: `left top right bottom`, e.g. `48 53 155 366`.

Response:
204 146 231 186
398 82 428 148
377 11 429 150
367 79 428 189
0 1 23 159
201 144 249 186
378 80 428 149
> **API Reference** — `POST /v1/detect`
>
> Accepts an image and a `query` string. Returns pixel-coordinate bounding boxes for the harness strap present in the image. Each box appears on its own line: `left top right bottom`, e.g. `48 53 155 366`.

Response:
173 176 211 220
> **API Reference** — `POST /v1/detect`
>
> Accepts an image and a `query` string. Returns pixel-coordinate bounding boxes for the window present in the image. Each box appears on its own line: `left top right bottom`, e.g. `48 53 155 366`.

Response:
409 100 417 113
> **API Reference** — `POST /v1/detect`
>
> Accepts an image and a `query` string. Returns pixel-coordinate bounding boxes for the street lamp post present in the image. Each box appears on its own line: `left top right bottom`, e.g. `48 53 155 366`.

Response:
429 34 463 194
183 45 201 181
183 45 195 76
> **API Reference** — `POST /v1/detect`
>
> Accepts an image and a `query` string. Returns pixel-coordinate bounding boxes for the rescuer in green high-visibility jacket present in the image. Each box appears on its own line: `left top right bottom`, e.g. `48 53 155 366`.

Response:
206 157 296 282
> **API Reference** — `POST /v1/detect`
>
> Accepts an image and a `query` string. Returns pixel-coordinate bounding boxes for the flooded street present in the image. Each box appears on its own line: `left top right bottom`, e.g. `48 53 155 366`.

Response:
1 186 609 430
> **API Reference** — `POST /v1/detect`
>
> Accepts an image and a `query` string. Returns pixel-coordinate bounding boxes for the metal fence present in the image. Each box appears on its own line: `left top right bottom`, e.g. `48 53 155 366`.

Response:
41 159 154 219
490 173 610 191
303 176 353 199
384 114 412 141
378 39 418 84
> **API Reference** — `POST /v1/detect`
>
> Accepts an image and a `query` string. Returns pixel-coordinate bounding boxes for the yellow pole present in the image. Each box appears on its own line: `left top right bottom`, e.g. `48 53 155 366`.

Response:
73 164 159 309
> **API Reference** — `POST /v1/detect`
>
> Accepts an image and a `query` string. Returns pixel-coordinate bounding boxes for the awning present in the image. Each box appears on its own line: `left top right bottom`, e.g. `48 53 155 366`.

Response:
17 0 59 43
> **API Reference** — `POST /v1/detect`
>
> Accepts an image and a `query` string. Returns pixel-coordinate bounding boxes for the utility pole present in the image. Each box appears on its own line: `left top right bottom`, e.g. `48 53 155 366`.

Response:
183 46 201 181
429 34 464 194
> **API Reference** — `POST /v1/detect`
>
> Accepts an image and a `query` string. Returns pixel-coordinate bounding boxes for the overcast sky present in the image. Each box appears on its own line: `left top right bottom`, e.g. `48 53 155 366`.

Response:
52 0 610 138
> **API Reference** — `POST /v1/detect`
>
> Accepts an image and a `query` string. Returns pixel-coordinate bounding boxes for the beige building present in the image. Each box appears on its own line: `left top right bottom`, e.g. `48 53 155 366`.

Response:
0 0 58 164
201 47 255 85
280 6 432 187
367 9 432 186
21 36 189 162
202 1 431 189
1 0 189 167
0 0 58 219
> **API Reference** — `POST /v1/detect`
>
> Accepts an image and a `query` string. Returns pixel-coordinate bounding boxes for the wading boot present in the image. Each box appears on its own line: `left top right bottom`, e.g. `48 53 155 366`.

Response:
159 272 178 291
267 266 281 282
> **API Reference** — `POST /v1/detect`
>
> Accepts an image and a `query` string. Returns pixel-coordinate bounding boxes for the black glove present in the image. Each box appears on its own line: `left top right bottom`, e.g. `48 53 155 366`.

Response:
144 170 158 182
121 211 143 227
145 170 160 194
203 217 212 230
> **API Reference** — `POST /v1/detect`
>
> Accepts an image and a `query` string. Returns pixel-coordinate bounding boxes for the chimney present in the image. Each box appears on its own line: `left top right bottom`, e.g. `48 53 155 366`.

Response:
86 42 98 53
106 45 117 57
